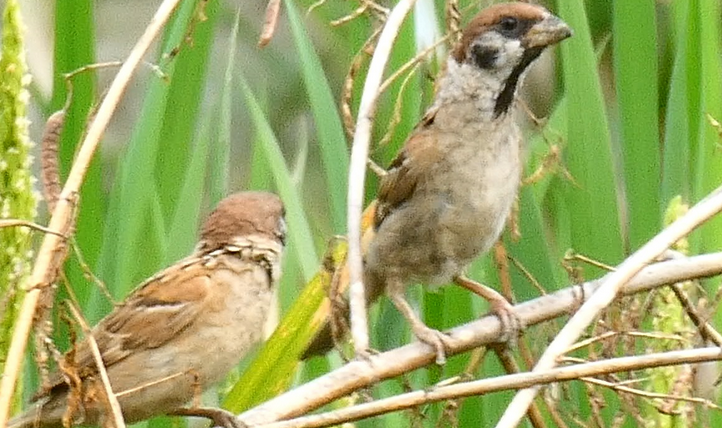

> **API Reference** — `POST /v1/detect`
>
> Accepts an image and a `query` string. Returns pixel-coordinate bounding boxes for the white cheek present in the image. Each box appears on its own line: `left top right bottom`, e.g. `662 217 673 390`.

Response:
496 39 524 68
475 33 524 73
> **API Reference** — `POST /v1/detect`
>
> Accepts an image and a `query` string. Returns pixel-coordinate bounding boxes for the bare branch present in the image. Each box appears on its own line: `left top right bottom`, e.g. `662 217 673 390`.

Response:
255 347 722 428
497 185 722 428
238 251 722 425
0 0 184 424
346 0 417 356
0 219 64 237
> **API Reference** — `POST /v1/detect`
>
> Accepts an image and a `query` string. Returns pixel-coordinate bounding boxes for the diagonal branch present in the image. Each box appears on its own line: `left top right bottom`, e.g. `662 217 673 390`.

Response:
238 251 722 426
256 347 722 428
0 0 184 425
496 185 722 428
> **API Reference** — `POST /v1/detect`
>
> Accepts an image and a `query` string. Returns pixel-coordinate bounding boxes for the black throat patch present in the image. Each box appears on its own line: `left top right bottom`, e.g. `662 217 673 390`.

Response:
493 46 543 118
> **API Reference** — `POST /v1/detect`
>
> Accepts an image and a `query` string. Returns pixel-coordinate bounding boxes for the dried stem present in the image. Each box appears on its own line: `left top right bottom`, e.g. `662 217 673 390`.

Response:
254 347 722 428
258 0 282 47
497 185 722 428
239 251 722 425
346 0 418 357
0 219 65 237
0 0 184 424
66 303 126 428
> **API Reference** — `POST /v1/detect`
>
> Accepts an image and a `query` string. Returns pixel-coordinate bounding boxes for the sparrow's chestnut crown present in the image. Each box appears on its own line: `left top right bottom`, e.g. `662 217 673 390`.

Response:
454 3 571 63
200 191 286 251
448 2 571 117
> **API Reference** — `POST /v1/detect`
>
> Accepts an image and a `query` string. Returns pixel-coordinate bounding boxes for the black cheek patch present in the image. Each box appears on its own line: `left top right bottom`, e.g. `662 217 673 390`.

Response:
493 46 543 117
470 44 498 70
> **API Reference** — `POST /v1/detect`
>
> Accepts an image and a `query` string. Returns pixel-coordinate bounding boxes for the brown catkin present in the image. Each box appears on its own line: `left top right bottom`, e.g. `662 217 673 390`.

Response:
40 110 65 214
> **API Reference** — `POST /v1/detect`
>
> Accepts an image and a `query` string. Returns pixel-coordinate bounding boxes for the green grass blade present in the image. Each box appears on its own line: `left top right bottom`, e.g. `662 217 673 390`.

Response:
155 0 219 220
661 0 701 212
556 0 623 273
285 0 349 233
238 72 318 281
613 0 660 249
697 0 722 253
96 0 201 298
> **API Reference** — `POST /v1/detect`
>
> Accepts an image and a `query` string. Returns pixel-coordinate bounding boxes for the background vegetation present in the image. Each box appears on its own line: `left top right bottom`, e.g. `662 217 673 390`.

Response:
2 0 722 426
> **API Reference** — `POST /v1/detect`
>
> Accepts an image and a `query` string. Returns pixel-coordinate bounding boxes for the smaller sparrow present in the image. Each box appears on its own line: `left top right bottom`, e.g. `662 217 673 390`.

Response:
9 191 286 428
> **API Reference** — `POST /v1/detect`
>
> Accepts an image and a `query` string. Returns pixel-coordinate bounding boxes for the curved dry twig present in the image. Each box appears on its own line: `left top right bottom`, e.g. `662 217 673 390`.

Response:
0 0 185 425
0 219 65 237
346 0 418 357
238 251 722 426
497 185 722 428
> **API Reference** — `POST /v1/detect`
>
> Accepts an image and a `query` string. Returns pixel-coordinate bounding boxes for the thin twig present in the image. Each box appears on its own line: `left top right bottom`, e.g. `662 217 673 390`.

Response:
492 346 547 428
347 0 418 357
330 4 368 26
377 63 421 148
565 331 688 355
669 282 722 346
238 252 722 425
377 34 450 95
254 347 722 428
0 219 65 237
496 185 722 428
0 0 184 424
340 29 380 138
580 375 720 411
66 303 126 428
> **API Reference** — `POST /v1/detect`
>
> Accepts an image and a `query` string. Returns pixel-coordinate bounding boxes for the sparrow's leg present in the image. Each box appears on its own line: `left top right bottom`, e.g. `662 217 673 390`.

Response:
387 279 450 365
454 275 523 343
169 407 247 428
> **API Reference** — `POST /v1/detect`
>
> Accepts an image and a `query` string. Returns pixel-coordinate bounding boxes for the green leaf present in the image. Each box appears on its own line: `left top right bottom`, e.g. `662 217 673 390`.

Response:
556 0 623 273
613 0 660 249
285 0 349 232
238 70 318 281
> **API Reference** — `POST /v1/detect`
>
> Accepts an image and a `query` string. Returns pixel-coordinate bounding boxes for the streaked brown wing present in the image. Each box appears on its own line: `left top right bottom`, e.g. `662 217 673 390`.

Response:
375 131 441 228
36 262 211 398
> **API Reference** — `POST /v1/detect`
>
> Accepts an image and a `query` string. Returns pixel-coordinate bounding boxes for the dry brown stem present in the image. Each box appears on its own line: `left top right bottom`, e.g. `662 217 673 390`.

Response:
238 251 722 426
498 185 722 428
258 0 282 47
66 304 125 428
0 0 184 425
253 347 722 428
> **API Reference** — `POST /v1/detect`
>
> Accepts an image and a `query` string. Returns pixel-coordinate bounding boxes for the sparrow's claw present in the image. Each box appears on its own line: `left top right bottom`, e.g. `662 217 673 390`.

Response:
453 275 525 345
488 296 524 345
170 407 247 428
388 286 451 365
410 323 451 365
354 346 380 362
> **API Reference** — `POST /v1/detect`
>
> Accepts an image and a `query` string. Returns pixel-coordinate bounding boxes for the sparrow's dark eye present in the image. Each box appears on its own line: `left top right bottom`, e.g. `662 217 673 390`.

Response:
498 16 520 36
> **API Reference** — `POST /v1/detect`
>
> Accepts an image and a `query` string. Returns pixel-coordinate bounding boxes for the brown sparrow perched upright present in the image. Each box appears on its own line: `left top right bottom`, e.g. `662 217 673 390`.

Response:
305 3 571 364
10 192 286 428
